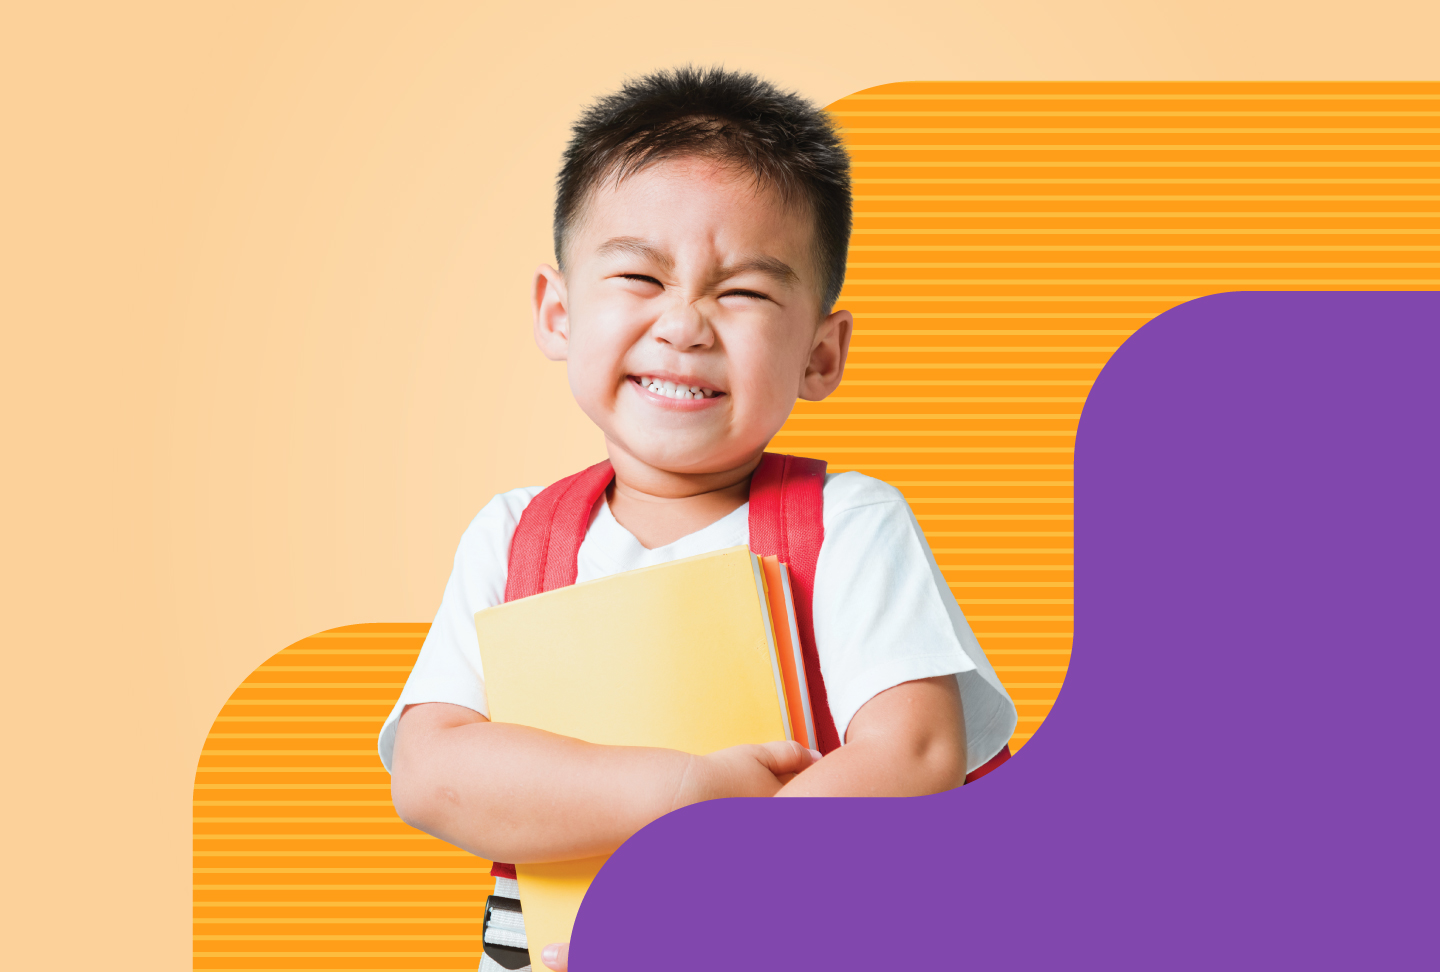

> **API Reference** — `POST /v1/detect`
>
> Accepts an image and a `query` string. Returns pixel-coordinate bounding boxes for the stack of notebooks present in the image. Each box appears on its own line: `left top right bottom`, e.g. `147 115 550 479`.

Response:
474 545 814 965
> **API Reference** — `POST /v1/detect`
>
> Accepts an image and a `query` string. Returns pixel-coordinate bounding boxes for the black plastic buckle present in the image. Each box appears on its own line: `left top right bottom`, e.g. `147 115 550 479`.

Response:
482 893 531 970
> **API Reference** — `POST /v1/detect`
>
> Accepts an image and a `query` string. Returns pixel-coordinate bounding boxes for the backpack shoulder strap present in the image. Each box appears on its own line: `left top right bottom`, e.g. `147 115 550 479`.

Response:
749 452 1012 779
748 452 841 753
504 460 615 602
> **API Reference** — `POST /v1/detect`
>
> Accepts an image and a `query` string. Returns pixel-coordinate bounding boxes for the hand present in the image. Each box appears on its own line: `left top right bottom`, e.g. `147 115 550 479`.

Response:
675 740 822 806
531 744 819 972
541 942 568 971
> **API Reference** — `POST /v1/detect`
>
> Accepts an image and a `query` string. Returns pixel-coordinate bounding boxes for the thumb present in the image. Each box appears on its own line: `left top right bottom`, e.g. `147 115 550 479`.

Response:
753 740 823 777
541 942 568 971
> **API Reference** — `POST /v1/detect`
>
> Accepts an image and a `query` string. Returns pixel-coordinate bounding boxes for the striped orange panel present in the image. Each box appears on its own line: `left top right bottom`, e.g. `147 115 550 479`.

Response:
194 623 489 970
776 80 1440 753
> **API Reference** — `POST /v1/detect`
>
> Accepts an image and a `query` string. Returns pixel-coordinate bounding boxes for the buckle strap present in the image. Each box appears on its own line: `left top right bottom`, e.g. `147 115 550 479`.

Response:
483 893 531 971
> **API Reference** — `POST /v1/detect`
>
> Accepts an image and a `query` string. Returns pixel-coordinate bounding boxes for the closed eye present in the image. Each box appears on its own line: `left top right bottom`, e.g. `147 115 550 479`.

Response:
721 289 771 301
619 273 663 287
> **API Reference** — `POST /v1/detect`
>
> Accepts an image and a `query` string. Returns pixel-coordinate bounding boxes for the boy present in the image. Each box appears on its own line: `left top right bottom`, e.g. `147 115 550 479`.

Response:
380 67 1017 970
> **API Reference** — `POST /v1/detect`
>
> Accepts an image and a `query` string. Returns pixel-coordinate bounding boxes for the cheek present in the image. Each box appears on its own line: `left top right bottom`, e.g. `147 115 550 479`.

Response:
565 355 612 409
733 331 806 414
564 319 631 404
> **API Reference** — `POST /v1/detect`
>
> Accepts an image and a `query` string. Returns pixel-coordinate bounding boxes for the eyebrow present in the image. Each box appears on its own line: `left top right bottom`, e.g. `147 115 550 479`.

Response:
717 255 799 287
595 236 799 287
595 236 673 270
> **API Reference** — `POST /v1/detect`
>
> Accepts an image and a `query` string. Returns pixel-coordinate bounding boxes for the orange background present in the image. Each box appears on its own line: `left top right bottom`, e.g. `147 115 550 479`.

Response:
4 2 1438 968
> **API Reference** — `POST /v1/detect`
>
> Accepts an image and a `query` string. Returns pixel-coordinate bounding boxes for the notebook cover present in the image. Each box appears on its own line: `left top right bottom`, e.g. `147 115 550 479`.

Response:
475 544 790 958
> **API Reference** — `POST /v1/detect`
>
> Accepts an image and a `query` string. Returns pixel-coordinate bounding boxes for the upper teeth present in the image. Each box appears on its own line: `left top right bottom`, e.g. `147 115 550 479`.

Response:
638 377 713 400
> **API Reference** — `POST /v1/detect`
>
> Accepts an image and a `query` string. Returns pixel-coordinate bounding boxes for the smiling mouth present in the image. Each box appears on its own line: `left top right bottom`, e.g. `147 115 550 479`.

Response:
630 375 723 400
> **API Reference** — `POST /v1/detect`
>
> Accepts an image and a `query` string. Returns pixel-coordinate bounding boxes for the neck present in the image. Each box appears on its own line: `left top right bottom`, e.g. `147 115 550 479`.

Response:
604 445 763 550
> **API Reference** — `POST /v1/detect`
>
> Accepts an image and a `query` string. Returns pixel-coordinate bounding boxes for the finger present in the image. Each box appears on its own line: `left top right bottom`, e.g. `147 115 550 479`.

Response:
753 740 823 777
541 942 569 971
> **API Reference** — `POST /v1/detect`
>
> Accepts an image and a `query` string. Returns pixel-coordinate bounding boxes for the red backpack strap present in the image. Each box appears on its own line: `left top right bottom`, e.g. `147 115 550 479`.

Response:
749 452 1012 781
504 460 615 601
748 452 842 754
965 744 1010 783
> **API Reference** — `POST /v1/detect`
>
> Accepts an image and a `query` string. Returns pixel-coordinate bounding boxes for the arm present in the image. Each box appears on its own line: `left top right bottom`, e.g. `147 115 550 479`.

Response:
390 701 819 863
776 675 967 797
530 677 968 971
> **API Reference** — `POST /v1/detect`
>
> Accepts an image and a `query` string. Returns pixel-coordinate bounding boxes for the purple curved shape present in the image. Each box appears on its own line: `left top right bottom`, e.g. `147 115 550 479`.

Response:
574 292 1438 970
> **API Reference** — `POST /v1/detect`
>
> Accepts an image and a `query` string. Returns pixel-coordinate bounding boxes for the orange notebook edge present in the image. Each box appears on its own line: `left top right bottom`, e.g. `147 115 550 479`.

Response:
751 552 794 744
778 561 816 750
758 554 813 750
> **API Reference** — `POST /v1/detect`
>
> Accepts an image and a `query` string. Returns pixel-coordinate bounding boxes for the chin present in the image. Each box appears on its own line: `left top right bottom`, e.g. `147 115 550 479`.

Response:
619 438 754 476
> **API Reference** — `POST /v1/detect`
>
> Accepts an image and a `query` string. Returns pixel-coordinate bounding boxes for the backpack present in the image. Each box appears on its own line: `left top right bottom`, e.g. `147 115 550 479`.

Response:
483 453 1008 966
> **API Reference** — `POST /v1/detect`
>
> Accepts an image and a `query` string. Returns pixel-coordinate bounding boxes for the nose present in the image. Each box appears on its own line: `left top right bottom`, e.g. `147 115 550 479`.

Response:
651 296 715 352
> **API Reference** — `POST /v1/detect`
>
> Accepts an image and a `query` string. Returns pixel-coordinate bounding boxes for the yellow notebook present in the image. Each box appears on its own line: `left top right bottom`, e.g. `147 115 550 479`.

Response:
474 545 801 958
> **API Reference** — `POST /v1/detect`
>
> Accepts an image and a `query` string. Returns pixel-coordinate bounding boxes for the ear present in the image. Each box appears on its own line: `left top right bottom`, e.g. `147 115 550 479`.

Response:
533 264 570 361
798 308 853 401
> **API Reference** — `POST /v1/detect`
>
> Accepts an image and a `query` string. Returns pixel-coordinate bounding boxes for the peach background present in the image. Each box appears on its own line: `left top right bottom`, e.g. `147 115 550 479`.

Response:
3 1 1436 967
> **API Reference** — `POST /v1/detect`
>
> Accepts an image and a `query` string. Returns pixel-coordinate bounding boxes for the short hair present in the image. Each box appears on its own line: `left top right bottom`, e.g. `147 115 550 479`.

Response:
555 66 852 311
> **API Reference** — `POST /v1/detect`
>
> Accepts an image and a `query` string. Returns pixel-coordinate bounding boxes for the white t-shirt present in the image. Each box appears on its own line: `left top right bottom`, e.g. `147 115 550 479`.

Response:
378 471 1017 775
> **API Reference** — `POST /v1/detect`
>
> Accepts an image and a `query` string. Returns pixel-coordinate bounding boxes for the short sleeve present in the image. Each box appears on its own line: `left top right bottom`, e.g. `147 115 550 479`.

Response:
813 473 1019 774
376 487 541 772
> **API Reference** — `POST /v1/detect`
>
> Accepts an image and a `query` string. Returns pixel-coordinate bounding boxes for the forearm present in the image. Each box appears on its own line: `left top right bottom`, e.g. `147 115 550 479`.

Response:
776 676 968 797
391 707 694 863
774 736 959 797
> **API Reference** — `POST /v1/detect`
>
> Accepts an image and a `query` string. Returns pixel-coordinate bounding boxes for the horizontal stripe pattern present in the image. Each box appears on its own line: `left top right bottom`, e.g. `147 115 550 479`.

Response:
793 80 1438 761
195 624 496 969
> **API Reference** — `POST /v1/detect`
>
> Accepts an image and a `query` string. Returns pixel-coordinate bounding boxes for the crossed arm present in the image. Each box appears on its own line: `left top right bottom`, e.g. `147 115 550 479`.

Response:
389 674 967 863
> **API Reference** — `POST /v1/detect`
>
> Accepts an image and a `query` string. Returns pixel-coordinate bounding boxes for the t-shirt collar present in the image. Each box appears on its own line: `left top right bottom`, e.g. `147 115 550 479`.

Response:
582 497 750 574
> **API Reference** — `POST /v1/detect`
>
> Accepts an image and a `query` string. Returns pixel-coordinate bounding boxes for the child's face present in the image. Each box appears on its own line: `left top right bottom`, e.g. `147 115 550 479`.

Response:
533 157 851 478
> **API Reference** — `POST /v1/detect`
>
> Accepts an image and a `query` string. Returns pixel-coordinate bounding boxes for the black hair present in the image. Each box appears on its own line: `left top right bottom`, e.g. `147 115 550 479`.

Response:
554 66 852 311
